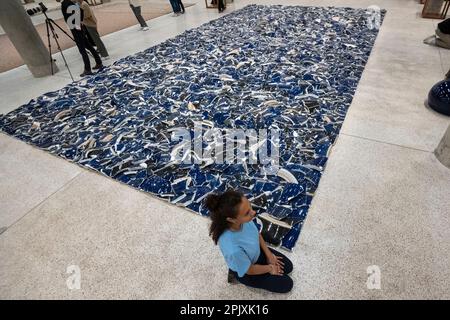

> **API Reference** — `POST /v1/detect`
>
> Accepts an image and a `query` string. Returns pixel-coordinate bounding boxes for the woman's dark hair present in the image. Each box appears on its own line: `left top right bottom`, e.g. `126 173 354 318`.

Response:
204 190 244 245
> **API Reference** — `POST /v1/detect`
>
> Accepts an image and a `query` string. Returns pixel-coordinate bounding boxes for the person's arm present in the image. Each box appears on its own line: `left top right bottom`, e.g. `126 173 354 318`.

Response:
259 233 285 269
230 249 280 277
81 3 92 21
246 264 273 275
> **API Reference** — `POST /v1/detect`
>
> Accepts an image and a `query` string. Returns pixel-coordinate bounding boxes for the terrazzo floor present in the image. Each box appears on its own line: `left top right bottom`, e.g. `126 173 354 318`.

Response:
0 0 449 299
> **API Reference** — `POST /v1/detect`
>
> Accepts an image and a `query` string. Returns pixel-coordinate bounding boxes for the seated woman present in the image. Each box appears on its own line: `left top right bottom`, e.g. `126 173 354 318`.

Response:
204 190 294 294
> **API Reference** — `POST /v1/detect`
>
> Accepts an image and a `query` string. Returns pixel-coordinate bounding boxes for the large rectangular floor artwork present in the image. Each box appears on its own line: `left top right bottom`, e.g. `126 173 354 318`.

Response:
0 5 384 250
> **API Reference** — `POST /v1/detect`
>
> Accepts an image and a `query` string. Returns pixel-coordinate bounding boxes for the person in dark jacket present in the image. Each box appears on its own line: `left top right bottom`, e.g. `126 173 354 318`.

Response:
60 0 103 76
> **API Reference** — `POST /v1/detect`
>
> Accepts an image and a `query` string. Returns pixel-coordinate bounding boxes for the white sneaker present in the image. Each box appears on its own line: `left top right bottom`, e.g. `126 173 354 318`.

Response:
171 13 180 17
102 56 110 60
141 27 149 31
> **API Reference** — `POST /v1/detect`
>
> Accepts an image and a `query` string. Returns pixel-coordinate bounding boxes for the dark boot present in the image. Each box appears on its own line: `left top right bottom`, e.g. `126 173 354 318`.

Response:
80 70 93 77
227 269 236 284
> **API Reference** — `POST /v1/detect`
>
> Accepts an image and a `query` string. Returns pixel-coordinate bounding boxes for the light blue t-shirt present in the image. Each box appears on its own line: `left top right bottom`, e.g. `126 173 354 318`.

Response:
218 221 260 277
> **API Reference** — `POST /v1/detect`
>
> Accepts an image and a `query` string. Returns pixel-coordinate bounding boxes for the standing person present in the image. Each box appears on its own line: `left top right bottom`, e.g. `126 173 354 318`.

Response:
204 190 294 294
60 0 103 76
217 0 225 13
77 0 109 60
128 0 149 30
169 0 181 16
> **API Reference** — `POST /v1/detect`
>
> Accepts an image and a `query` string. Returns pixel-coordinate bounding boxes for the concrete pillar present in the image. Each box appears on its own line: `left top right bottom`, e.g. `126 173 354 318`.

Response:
435 125 450 169
0 0 58 77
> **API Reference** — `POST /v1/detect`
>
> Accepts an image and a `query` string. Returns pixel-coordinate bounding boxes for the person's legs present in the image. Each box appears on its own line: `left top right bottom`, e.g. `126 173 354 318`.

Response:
72 30 91 72
83 25 96 48
178 0 185 13
230 246 294 293
218 0 225 12
236 273 293 293
130 4 148 27
135 5 149 27
130 5 138 24
82 33 102 67
85 26 109 57
169 0 180 13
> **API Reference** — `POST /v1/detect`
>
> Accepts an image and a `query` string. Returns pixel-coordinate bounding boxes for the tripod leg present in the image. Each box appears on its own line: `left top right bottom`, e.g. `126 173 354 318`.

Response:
48 18 74 42
47 19 74 81
45 20 54 75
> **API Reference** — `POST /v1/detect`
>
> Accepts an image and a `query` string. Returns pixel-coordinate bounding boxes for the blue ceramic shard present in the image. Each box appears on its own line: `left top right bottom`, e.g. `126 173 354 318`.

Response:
282 206 309 226
171 191 195 205
128 178 145 188
250 193 268 210
267 204 292 220
315 142 331 157
171 178 191 194
186 201 201 213
253 180 279 194
140 175 172 195
193 186 212 203
279 183 304 203
281 223 303 251
256 214 292 247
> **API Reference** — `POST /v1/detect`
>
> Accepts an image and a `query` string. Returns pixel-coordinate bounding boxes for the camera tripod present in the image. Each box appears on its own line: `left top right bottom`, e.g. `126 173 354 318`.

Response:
43 11 74 81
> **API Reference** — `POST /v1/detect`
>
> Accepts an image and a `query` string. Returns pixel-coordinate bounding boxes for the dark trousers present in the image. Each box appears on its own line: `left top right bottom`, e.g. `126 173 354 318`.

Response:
218 0 225 12
178 0 185 13
231 247 293 293
83 25 96 48
85 25 109 57
130 5 148 27
71 29 102 72
169 0 180 13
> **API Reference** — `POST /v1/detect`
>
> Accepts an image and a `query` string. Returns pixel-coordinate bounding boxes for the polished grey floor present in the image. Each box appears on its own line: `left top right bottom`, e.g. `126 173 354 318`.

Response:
0 0 449 299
